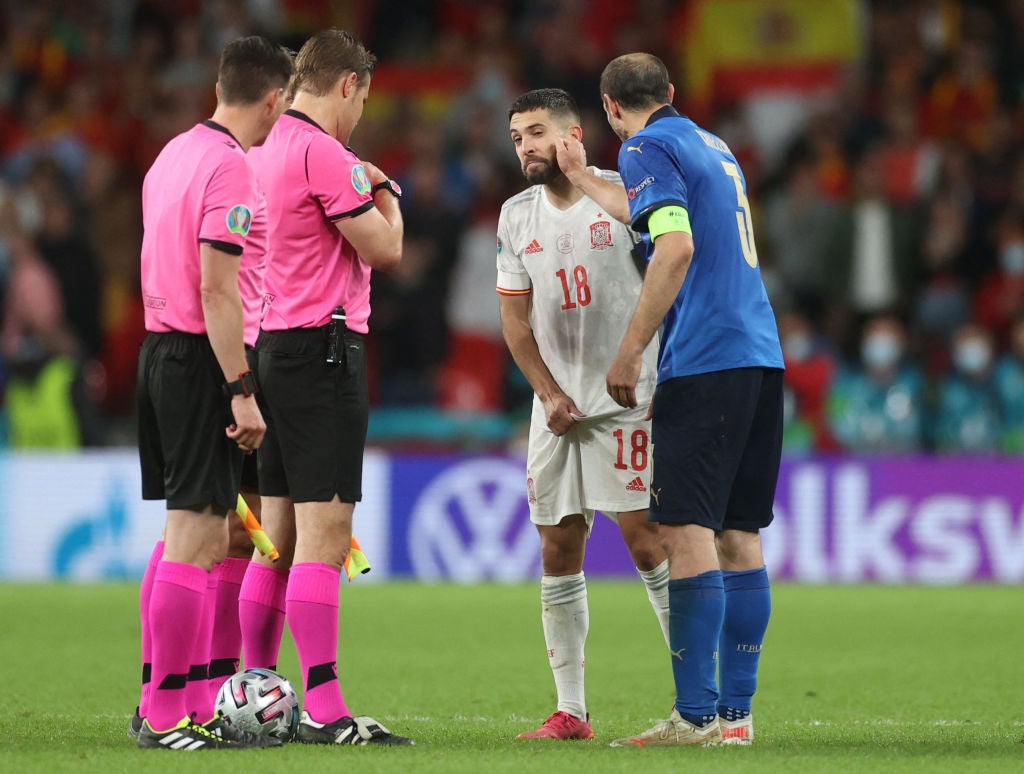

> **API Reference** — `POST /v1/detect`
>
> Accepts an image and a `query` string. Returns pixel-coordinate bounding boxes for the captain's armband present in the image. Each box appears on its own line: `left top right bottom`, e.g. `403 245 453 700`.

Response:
648 206 691 241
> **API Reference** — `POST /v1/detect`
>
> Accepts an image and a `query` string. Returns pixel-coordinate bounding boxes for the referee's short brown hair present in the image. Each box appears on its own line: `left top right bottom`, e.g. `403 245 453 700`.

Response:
217 36 294 106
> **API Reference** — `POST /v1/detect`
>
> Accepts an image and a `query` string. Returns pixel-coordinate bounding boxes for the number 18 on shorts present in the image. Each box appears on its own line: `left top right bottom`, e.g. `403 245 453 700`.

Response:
526 402 652 528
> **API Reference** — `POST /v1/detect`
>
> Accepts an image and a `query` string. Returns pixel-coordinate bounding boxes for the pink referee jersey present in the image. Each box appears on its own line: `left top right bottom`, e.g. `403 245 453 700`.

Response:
241 145 270 348
141 120 258 334
250 109 375 334
239 190 267 347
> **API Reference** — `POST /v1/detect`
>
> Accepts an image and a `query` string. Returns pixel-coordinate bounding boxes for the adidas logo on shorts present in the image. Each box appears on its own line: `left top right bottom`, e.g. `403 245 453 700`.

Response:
625 476 647 493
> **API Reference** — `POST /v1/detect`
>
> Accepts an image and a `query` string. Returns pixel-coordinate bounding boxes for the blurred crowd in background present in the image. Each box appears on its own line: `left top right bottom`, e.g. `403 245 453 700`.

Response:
0 0 1022 455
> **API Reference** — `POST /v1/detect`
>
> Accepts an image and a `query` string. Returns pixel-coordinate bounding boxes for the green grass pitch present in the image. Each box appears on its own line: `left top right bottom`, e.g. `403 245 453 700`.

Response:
3 582 1021 773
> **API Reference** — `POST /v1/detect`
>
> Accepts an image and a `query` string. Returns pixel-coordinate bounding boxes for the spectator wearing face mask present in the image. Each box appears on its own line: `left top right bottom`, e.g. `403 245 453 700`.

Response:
994 316 1024 452
778 310 838 451
933 322 1001 453
827 314 926 452
972 207 1024 349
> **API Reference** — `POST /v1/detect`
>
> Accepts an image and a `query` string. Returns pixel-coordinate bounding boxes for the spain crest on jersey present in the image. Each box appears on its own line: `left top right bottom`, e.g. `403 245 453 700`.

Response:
590 220 613 250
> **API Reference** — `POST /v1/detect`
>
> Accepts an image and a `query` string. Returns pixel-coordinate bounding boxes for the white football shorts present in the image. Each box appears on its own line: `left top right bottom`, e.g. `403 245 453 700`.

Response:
525 398 652 533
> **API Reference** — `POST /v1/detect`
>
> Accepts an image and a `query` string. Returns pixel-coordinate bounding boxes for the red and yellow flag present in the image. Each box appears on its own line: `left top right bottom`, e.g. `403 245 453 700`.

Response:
676 0 863 107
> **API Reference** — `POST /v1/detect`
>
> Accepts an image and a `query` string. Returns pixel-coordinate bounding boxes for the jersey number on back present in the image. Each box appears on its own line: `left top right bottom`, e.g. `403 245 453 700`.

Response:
556 266 592 310
721 161 758 268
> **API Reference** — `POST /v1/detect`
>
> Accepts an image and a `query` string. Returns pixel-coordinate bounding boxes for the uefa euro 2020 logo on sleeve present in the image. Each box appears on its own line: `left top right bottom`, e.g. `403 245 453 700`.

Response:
351 164 371 195
226 204 253 236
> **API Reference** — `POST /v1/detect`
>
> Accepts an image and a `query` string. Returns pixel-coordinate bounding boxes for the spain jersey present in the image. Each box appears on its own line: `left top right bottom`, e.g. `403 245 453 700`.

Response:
618 106 784 381
496 170 658 418
140 120 258 334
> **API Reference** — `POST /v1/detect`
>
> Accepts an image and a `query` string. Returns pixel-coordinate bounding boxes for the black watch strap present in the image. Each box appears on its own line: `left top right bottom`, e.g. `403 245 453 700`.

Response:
223 370 258 398
371 179 402 199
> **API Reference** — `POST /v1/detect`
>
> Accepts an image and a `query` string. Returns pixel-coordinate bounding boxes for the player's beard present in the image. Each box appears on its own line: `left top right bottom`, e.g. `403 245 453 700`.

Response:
523 156 562 186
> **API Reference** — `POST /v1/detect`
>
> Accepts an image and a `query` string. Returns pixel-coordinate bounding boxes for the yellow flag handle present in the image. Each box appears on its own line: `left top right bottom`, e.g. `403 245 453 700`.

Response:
234 495 371 580
343 535 372 581
235 495 279 562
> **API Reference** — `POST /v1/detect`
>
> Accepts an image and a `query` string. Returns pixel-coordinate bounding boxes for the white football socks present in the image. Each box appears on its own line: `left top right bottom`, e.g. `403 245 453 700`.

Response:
540 572 589 720
638 559 671 647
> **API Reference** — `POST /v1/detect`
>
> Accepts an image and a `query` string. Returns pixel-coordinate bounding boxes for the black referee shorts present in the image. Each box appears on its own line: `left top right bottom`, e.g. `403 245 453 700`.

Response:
650 366 783 532
137 332 244 512
256 326 369 503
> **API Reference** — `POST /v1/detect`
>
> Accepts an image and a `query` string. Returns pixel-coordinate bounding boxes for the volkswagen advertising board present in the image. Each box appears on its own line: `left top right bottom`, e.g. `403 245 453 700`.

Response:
0 451 1021 583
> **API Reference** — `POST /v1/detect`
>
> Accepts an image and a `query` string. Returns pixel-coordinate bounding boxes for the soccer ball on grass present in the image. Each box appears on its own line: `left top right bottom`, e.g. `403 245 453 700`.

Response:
215 667 300 741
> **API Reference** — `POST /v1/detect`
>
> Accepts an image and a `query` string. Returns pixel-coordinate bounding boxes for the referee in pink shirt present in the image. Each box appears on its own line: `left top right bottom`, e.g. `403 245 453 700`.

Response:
239 29 411 746
135 36 293 750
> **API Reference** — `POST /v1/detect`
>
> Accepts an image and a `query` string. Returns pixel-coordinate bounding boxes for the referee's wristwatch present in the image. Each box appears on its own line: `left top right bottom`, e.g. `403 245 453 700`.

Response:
371 179 402 199
223 370 258 398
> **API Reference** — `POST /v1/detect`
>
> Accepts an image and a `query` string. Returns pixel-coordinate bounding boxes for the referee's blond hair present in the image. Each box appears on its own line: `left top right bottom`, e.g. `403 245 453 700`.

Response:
292 29 377 97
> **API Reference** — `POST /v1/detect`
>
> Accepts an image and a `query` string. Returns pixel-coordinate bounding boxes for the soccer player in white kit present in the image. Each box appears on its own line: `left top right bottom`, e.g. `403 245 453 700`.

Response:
498 88 670 741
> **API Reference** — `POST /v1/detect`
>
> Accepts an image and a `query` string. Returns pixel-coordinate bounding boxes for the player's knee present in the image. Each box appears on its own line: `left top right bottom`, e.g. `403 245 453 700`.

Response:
540 545 583 574
716 528 763 569
620 517 665 569
627 535 666 570
539 531 585 574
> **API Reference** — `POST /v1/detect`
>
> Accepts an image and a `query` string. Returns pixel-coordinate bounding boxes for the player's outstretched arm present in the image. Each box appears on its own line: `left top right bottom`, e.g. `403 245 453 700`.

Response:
499 292 585 436
607 230 694 408
555 137 630 224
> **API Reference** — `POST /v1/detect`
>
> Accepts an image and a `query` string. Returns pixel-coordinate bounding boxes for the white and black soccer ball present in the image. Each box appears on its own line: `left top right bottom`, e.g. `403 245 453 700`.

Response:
215 667 300 741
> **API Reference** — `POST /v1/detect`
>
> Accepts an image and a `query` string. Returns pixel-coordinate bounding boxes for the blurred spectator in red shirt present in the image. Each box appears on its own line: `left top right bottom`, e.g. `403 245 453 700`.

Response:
778 309 838 451
972 205 1024 349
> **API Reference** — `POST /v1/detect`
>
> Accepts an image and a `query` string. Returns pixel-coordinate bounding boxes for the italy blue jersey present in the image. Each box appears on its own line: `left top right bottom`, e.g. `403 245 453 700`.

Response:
618 106 784 381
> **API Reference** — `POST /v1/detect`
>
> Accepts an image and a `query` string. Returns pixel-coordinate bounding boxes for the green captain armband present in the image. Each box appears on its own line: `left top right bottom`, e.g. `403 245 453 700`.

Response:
648 206 691 240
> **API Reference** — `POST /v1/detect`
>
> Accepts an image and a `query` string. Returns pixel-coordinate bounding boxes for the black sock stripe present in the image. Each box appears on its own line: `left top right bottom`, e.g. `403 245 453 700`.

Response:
158 673 188 690
142 663 152 684
187 664 209 681
306 662 337 691
209 658 240 679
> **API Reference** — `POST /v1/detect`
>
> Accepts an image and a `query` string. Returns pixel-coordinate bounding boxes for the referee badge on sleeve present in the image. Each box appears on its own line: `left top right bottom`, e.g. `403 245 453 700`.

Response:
226 204 253 236
351 164 371 195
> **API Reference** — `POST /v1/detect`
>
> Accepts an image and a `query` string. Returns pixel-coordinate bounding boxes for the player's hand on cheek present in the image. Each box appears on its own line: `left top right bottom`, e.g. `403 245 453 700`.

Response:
555 136 587 182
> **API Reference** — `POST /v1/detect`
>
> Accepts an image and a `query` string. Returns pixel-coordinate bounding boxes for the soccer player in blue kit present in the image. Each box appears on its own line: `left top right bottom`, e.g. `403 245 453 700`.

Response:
600 53 784 748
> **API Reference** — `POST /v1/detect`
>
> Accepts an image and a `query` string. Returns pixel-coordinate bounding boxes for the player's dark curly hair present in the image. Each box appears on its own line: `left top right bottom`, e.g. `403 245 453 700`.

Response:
217 36 294 106
600 53 670 111
292 29 377 97
508 88 581 124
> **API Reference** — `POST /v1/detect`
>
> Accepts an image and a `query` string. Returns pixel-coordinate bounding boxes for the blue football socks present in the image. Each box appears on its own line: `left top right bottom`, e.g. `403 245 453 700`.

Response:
718 566 771 716
668 570 724 725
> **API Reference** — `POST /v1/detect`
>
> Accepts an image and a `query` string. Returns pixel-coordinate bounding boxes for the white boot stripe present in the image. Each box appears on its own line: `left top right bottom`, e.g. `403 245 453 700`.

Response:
335 727 358 743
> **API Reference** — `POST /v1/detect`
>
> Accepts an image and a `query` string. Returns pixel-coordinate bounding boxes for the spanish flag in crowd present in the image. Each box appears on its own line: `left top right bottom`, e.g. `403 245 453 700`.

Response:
676 0 864 115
